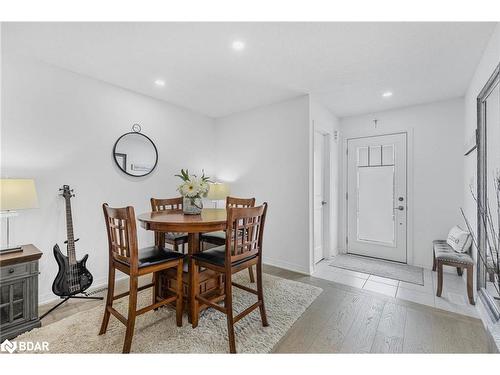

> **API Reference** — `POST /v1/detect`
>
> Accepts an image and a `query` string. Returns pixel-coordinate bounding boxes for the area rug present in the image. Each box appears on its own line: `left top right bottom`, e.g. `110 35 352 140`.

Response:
329 254 424 285
14 273 322 353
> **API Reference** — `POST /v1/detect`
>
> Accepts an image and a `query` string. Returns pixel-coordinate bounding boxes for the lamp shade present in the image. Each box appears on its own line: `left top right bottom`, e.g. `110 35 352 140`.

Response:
0 179 39 211
207 182 230 200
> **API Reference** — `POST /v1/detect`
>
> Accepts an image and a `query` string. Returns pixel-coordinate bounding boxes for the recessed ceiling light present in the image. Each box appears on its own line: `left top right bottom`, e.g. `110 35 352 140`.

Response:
231 40 245 51
382 91 393 98
154 79 166 87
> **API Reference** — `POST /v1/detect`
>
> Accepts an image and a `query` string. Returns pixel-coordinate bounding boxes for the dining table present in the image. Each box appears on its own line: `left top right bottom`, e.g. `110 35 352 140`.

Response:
137 208 227 320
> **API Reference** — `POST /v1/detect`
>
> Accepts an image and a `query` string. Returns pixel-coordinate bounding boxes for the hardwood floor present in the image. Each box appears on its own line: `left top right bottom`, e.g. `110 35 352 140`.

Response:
38 264 490 353
269 265 490 353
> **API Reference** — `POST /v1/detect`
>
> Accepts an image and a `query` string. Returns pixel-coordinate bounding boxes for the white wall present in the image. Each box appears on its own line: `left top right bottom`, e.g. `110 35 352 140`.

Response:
340 98 465 268
309 97 341 265
214 96 311 274
1 53 216 303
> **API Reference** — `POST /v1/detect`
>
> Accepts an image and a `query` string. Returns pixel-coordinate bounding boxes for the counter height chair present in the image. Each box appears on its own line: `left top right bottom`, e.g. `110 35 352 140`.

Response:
151 197 189 253
201 196 256 283
192 203 269 353
100 204 184 353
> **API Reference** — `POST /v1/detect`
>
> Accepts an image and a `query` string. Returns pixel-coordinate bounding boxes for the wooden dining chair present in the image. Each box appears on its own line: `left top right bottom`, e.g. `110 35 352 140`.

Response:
191 203 269 353
201 196 256 282
100 204 184 353
151 197 189 253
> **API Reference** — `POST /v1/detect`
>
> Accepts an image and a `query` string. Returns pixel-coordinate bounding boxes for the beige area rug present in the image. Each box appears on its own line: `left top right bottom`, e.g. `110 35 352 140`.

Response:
15 273 322 353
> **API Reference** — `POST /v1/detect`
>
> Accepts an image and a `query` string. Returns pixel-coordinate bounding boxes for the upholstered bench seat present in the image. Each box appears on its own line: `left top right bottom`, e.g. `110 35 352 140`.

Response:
433 240 474 265
432 240 475 305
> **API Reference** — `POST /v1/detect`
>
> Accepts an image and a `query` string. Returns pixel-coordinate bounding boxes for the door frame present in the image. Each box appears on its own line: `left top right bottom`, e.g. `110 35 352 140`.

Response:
312 128 332 269
341 130 414 266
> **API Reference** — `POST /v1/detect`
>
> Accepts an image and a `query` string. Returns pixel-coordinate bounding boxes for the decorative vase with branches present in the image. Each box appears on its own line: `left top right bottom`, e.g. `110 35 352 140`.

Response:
461 172 500 299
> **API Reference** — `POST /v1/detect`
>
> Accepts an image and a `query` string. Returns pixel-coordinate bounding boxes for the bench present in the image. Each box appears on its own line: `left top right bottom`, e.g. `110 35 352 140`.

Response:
432 240 475 305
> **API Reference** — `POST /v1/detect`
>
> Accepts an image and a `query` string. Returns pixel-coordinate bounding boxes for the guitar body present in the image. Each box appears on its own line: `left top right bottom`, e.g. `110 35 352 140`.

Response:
51 244 93 297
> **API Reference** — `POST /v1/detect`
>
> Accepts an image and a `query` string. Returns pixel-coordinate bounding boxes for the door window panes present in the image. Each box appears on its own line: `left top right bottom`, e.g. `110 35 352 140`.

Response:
369 146 382 166
357 166 395 245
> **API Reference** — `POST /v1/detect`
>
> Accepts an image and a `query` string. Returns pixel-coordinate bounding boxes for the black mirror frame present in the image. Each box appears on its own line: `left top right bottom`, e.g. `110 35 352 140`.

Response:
112 131 159 177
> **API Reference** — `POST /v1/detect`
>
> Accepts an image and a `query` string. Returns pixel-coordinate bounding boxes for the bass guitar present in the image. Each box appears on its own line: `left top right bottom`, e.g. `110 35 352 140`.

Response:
51 185 93 296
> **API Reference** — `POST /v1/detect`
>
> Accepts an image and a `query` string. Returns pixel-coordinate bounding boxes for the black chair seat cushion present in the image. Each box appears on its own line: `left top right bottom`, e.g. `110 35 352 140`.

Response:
201 231 226 246
192 245 256 267
136 246 184 268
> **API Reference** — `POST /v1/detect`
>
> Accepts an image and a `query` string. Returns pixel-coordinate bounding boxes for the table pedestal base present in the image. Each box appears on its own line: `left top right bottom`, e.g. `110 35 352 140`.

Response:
158 267 224 315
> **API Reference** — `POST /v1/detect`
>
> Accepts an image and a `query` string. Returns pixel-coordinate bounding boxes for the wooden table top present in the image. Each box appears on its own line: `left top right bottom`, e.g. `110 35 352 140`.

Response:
137 208 227 233
0 244 43 266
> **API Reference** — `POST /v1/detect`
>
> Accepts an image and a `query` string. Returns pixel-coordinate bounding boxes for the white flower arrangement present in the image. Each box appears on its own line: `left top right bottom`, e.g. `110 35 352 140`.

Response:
175 169 210 199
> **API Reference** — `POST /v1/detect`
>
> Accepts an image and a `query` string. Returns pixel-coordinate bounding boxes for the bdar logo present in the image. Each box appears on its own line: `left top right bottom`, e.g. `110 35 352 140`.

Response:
1 339 17 353
1 339 49 353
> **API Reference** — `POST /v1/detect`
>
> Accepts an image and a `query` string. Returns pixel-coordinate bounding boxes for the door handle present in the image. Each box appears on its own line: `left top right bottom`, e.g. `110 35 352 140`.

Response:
321 201 327 206
394 205 404 211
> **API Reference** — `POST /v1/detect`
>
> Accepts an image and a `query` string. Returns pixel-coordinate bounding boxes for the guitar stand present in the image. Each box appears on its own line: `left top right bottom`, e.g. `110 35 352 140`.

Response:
40 294 103 320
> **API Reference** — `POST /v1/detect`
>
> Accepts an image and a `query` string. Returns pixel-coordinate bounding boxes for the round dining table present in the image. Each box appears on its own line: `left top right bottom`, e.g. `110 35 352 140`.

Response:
137 208 227 320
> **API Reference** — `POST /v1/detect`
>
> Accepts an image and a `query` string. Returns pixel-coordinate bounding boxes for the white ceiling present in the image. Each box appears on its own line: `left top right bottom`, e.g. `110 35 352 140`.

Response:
3 22 496 118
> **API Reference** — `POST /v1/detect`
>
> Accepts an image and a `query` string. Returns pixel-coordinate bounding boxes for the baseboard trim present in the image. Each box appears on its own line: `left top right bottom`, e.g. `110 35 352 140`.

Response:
263 257 310 275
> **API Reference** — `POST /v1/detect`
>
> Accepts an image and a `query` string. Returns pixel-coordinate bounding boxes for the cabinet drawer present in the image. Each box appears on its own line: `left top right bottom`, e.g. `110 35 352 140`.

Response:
0 263 30 280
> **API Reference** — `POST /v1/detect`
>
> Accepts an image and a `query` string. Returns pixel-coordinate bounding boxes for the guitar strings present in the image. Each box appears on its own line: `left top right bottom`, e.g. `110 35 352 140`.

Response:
65 189 79 294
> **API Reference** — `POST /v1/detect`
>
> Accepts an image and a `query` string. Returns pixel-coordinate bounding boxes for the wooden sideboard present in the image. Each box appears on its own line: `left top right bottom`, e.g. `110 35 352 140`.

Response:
0 244 43 341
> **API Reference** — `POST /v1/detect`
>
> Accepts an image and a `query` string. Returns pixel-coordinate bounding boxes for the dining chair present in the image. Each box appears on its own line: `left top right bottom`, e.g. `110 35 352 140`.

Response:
100 204 184 353
191 202 269 353
151 197 189 253
201 196 256 283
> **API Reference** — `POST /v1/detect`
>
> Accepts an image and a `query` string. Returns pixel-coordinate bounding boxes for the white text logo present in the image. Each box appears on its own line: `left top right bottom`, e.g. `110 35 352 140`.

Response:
1 339 49 353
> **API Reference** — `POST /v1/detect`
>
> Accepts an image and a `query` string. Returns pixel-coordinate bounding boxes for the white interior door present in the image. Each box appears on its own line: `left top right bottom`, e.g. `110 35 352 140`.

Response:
347 133 407 263
314 131 326 264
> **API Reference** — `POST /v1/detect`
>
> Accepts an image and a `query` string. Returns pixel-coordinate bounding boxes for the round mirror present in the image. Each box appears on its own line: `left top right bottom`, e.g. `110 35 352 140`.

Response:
113 132 158 177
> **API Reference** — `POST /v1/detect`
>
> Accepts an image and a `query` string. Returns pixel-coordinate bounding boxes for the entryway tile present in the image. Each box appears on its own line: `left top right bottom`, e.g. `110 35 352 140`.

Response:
431 270 467 293
330 266 370 280
367 274 399 286
434 295 478 318
363 280 398 297
399 280 433 294
396 287 435 307
312 267 367 289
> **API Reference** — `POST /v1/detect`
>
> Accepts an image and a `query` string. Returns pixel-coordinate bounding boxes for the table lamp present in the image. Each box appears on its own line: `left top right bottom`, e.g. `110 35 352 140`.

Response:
0 179 39 252
207 182 230 208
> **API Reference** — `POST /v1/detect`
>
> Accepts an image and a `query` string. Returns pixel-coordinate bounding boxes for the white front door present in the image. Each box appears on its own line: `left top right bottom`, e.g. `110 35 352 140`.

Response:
314 131 326 264
347 133 407 263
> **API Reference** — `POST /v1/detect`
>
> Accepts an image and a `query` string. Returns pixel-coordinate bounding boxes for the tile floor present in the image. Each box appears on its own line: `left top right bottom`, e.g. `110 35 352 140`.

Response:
313 259 478 318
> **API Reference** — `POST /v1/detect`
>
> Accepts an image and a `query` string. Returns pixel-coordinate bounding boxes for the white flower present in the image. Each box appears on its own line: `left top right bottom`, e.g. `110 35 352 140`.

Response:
180 181 200 197
176 169 211 198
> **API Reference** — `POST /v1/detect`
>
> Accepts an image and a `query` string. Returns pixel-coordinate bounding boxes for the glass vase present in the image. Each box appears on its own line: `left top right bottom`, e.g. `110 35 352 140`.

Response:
183 196 203 215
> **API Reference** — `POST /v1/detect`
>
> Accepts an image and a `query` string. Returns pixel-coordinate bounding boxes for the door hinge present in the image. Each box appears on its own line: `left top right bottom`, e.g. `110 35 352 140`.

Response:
346 192 348 200
346 236 348 245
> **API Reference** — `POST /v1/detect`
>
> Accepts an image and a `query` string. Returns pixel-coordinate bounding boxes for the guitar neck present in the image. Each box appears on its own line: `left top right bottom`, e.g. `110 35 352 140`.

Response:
65 196 77 264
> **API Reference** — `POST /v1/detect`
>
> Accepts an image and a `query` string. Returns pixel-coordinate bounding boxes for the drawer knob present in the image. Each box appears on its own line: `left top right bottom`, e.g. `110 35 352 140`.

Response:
9 268 15 274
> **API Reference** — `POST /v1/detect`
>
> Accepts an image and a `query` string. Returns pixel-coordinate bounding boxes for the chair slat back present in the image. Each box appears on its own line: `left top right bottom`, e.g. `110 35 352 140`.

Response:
102 204 139 269
150 197 184 247
226 196 255 208
226 203 268 264
151 197 183 211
